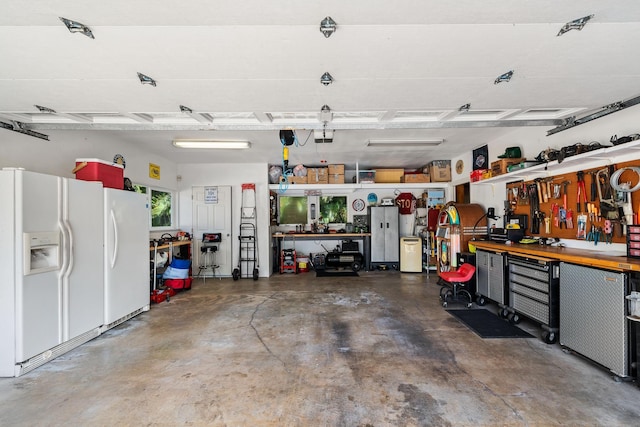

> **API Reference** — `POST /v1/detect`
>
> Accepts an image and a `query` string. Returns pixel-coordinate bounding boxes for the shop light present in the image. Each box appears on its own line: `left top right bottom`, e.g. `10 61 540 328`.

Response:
172 140 251 149
366 139 444 148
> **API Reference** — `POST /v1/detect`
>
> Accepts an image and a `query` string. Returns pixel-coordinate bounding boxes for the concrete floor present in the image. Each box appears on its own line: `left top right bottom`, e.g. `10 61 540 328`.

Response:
1 271 640 426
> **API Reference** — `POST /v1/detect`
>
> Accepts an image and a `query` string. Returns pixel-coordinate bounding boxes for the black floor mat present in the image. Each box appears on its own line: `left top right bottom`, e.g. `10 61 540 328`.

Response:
316 270 359 277
446 309 534 339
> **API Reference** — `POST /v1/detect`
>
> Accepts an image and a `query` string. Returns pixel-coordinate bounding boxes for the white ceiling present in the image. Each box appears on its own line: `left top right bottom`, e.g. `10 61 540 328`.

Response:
2 1 640 168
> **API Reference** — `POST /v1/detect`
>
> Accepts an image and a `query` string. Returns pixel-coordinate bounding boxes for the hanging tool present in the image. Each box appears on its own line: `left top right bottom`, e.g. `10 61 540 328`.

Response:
566 209 574 229
576 214 587 239
559 207 567 228
589 170 598 202
594 227 602 245
544 216 551 234
519 182 529 204
576 171 587 213
552 203 560 228
596 168 620 220
604 220 613 243
529 183 540 234
535 178 543 205
561 181 571 209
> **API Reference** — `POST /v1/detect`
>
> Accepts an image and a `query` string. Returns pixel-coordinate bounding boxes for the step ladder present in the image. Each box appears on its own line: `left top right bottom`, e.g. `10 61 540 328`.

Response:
233 183 259 280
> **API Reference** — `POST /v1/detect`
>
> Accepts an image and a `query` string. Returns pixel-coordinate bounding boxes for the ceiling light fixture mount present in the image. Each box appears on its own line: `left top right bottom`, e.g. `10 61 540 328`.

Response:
320 72 334 86
557 14 594 36
494 70 514 84
59 17 94 39
173 139 250 149
34 105 56 113
319 104 332 122
137 72 157 87
320 16 337 38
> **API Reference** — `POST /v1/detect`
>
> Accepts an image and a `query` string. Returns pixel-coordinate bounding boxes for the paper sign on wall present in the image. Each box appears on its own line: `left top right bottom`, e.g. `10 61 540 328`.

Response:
204 187 218 204
149 163 160 180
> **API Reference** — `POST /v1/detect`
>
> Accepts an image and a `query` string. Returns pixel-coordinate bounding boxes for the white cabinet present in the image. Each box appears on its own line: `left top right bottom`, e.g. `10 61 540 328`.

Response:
369 206 399 268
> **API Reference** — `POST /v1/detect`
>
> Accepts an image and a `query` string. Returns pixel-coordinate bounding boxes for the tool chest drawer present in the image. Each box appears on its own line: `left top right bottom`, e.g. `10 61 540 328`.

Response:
507 255 560 344
511 292 550 325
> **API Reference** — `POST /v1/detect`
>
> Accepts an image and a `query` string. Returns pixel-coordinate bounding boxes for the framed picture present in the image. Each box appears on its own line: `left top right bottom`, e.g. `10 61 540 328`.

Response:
472 145 489 170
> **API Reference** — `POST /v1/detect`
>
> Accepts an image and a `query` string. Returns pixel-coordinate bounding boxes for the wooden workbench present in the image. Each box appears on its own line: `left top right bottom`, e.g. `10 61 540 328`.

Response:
472 240 640 272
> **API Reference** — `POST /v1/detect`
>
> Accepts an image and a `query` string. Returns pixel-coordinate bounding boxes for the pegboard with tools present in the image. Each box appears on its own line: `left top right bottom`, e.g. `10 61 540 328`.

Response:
506 160 640 244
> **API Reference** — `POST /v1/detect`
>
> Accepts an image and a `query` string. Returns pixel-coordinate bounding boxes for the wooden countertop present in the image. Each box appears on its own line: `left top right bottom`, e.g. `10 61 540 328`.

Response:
472 240 640 272
272 233 371 238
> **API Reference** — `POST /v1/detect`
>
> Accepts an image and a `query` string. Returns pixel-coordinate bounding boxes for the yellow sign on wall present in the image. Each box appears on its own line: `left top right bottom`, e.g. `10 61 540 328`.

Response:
149 163 160 180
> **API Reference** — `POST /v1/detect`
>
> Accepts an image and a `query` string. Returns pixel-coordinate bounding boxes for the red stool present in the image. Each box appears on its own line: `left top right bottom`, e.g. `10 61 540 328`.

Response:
439 263 476 308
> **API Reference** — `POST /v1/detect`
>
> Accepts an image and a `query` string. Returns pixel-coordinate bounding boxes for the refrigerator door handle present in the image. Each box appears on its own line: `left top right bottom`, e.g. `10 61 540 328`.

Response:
58 222 69 277
110 209 119 268
65 220 74 276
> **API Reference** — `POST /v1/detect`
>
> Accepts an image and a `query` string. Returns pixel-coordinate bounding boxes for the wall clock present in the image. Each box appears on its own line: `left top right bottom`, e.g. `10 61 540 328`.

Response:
455 159 464 175
352 198 365 212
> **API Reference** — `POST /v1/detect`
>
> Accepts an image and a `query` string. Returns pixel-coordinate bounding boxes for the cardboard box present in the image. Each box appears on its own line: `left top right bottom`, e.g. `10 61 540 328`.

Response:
288 176 308 184
429 160 451 182
375 169 404 183
491 158 525 176
402 173 431 183
74 158 124 189
307 167 328 184
328 164 345 175
328 174 345 184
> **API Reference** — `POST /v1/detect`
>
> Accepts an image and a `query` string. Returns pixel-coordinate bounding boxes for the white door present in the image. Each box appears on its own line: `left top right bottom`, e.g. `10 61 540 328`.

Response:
192 186 232 276
104 189 149 324
64 178 104 341
18 172 62 361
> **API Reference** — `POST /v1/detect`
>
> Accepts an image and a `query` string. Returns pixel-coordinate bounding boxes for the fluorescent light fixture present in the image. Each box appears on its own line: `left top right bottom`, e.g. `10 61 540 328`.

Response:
367 139 444 148
173 140 250 149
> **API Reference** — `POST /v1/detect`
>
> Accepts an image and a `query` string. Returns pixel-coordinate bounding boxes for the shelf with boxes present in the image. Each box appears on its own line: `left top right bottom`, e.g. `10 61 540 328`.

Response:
270 160 452 189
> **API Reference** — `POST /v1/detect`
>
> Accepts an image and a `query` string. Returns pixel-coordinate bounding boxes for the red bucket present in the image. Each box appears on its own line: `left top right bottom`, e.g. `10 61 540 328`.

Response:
297 257 310 273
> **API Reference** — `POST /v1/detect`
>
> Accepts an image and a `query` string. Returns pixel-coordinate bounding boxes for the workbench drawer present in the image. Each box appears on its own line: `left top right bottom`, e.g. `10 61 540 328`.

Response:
510 261 550 282
509 272 549 293
511 282 549 304
511 292 550 325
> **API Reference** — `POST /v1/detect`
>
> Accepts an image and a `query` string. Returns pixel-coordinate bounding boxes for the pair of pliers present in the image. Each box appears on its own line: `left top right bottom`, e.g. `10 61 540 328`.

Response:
593 227 602 245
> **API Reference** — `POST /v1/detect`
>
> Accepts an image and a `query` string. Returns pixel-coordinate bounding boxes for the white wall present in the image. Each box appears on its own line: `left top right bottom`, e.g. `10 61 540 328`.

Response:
176 163 270 277
0 130 177 189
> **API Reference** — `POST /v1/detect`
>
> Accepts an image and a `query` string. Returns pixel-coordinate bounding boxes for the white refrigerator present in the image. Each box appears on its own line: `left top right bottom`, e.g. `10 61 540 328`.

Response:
103 188 150 329
0 169 104 377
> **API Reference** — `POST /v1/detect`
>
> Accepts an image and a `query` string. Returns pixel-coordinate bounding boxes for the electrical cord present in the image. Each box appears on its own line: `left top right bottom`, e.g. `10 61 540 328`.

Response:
610 166 640 192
